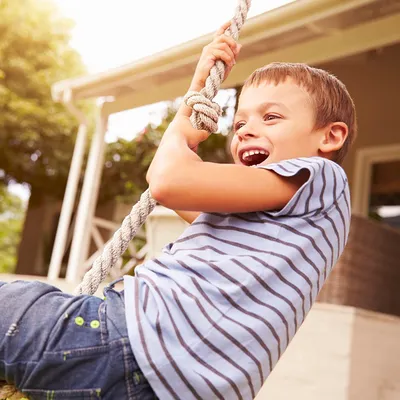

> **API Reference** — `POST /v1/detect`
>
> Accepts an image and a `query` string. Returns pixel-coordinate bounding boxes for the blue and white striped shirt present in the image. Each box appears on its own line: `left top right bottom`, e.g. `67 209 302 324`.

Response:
124 157 351 400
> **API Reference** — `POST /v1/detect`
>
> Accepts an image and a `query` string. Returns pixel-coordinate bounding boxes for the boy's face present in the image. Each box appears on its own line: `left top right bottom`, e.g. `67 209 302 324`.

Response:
231 79 323 167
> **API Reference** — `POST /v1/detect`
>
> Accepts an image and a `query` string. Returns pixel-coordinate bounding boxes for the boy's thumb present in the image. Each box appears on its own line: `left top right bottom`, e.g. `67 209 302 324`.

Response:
198 129 211 142
181 116 211 142
187 128 210 148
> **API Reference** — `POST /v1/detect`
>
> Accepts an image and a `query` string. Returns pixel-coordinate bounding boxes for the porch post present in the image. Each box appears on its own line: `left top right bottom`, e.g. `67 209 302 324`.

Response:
48 92 89 280
66 102 110 282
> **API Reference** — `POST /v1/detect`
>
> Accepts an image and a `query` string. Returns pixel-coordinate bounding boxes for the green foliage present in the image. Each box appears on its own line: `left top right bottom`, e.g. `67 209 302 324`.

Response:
0 184 25 273
0 0 90 204
99 108 173 204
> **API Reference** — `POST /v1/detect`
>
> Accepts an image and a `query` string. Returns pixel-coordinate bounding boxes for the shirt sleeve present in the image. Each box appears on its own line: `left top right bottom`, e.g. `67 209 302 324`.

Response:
257 157 349 217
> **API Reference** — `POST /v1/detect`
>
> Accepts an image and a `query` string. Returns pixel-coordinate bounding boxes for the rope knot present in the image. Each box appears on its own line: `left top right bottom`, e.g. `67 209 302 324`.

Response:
184 90 222 133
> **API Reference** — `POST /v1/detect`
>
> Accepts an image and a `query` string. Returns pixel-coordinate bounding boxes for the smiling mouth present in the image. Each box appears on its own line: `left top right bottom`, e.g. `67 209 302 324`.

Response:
240 149 269 166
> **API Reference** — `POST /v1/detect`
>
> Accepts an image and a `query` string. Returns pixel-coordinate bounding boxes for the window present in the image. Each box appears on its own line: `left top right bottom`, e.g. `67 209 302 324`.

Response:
369 160 400 230
353 144 400 232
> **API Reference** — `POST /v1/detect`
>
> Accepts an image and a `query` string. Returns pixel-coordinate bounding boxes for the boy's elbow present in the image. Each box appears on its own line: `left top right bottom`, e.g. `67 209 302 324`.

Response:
148 161 194 208
150 174 186 210
149 173 174 206
149 179 166 204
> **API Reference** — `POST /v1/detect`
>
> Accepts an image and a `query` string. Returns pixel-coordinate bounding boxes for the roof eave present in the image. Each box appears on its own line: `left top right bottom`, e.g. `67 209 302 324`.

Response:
52 0 375 103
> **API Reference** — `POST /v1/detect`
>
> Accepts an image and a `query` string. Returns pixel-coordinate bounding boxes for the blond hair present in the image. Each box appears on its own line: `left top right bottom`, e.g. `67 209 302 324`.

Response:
243 62 357 164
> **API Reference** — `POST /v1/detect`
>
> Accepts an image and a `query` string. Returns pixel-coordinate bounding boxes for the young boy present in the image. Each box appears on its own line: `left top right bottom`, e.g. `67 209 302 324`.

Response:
0 23 356 400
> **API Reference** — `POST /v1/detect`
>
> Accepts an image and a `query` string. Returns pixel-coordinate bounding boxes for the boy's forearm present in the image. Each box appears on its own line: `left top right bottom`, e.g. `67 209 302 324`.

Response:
148 137 201 223
146 56 215 187
146 132 188 185
148 142 201 205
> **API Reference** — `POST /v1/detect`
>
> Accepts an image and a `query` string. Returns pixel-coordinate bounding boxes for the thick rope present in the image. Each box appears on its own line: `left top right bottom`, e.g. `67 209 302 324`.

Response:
75 0 252 296
75 189 156 295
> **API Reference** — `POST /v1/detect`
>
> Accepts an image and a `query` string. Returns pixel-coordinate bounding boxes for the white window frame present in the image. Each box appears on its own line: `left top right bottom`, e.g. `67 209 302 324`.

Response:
352 143 400 216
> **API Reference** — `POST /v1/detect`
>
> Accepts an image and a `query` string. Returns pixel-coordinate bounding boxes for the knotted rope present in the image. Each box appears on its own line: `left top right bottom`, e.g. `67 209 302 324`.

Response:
75 0 251 296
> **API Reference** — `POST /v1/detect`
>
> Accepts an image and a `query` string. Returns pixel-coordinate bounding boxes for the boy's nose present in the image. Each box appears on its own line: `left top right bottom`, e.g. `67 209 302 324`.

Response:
237 130 257 142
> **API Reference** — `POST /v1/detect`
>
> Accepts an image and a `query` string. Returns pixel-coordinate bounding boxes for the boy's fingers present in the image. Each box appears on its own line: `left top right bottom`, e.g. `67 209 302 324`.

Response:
172 116 211 145
214 35 240 57
176 101 193 118
214 20 232 37
214 43 236 63
210 49 235 68
215 35 238 50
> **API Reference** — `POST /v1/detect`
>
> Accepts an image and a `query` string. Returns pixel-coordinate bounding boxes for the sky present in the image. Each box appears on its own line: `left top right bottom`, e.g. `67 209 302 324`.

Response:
54 0 294 74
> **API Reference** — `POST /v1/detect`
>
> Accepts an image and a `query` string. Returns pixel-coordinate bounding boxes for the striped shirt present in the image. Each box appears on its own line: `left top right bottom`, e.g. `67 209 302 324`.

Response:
124 157 351 400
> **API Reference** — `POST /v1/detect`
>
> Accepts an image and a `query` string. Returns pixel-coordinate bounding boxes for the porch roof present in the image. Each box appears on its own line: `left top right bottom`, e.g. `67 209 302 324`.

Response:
52 0 400 116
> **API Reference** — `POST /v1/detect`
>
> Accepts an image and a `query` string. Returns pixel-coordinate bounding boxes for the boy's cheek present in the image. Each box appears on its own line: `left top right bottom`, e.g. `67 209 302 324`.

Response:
231 153 241 165
230 138 238 159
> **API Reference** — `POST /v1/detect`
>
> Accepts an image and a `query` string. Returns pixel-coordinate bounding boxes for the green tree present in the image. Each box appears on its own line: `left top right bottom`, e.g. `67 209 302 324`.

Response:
0 184 25 273
0 0 89 204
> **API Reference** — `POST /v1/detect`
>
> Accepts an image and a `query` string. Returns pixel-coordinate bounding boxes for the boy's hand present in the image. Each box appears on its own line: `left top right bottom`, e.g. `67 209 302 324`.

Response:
146 114 207 185
163 114 209 151
177 21 242 120
190 21 242 92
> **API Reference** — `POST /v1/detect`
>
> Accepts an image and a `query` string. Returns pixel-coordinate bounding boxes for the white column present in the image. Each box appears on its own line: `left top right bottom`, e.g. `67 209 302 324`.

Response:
48 122 88 280
66 104 109 282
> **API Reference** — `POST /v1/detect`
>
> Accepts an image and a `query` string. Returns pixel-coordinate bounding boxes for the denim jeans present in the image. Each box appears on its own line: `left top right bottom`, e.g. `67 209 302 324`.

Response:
0 279 157 400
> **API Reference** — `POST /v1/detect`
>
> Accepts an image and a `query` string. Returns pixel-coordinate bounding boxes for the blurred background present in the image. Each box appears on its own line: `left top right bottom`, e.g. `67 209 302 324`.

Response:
0 0 399 399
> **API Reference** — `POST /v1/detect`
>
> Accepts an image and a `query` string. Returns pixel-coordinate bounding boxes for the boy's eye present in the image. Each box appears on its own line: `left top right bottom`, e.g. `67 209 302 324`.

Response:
264 114 279 121
234 121 245 131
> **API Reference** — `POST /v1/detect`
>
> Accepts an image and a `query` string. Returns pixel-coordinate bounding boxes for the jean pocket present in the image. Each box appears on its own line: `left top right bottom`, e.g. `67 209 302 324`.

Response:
23 388 102 399
20 347 110 398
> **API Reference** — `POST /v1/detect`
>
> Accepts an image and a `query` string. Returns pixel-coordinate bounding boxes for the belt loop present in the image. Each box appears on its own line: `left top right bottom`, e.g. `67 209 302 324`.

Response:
103 277 124 297
108 277 124 289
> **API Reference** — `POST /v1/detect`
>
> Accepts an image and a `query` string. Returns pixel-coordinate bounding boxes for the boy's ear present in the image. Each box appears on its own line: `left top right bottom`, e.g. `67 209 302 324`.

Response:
319 122 348 155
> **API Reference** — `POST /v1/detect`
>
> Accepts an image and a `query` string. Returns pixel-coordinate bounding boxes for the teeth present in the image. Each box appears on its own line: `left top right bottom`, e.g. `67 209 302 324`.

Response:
241 149 268 160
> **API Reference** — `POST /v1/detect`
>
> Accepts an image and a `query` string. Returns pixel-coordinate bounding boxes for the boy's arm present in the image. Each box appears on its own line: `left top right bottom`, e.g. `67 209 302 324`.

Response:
174 210 201 224
147 119 308 213
146 21 239 186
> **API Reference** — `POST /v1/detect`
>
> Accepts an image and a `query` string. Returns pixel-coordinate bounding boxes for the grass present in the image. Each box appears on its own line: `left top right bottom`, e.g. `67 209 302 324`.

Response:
0 382 28 400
